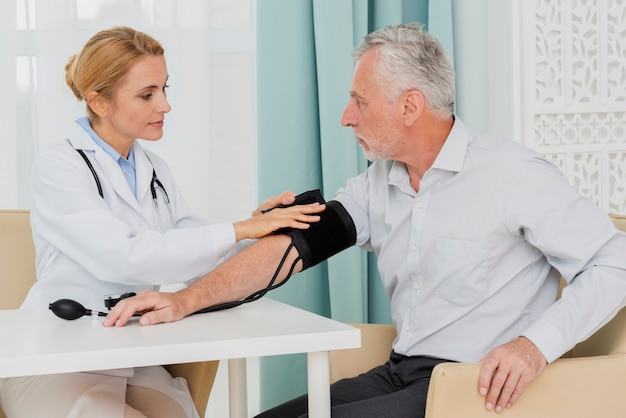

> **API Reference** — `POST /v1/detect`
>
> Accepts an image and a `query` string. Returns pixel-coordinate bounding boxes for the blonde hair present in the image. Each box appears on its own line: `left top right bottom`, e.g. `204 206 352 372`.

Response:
65 26 164 120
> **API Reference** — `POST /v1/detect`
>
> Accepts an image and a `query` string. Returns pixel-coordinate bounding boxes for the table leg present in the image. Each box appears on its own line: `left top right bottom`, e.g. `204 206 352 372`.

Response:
307 351 331 418
228 358 248 418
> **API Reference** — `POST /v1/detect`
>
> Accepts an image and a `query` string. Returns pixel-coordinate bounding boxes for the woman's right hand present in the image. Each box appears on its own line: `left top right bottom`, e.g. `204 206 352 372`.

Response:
252 191 296 216
233 201 325 241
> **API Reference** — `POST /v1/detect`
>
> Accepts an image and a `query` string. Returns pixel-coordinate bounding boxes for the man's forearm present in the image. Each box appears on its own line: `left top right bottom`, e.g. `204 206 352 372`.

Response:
178 234 302 314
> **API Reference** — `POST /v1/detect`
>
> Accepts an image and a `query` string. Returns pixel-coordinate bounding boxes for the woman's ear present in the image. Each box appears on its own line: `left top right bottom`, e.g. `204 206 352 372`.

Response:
86 91 108 117
403 89 424 126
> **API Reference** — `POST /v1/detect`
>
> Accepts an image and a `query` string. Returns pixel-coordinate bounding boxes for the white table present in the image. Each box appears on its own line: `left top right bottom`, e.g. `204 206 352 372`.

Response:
0 298 360 418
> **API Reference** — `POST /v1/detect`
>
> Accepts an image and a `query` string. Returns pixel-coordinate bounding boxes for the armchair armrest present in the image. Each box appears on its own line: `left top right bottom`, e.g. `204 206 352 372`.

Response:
425 354 626 418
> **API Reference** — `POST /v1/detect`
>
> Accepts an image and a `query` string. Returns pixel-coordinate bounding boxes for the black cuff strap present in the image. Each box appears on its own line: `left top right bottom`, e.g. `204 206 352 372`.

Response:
282 200 357 270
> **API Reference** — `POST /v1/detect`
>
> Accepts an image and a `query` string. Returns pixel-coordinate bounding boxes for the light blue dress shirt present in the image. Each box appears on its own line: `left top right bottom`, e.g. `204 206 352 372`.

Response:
76 117 137 197
334 118 626 363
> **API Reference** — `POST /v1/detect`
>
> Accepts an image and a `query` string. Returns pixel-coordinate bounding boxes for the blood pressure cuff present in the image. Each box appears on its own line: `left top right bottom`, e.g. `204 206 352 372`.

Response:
281 200 357 270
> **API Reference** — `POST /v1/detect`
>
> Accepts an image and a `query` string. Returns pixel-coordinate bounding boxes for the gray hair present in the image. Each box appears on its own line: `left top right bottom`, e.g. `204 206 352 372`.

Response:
353 22 455 117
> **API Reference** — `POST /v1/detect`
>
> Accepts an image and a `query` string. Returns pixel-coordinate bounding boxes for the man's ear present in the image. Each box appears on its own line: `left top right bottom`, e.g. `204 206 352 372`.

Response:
86 91 108 117
403 89 424 126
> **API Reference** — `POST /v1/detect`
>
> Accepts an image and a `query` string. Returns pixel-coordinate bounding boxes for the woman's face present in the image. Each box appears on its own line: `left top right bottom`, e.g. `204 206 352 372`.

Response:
96 55 171 156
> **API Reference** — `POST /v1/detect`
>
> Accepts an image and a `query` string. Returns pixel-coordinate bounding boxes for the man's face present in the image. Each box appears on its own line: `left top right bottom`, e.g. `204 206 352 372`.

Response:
340 49 402 161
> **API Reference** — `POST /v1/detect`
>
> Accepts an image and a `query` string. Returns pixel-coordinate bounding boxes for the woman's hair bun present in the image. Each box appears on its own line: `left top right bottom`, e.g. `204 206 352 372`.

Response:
64 54 83 100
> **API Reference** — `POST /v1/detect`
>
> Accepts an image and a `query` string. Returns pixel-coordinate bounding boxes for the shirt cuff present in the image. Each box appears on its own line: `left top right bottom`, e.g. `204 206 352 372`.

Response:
521 319 570 363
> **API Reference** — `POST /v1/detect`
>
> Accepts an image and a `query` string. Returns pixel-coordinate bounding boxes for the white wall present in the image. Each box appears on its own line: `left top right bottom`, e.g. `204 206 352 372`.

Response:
518 0 626 213
2 0 258 224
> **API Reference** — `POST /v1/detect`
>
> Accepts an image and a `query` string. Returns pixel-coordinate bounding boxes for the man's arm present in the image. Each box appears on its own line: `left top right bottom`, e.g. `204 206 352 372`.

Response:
103 234 302 327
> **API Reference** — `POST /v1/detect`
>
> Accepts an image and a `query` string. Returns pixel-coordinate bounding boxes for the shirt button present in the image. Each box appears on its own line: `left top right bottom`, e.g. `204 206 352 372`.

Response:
414 283 420 290
411 244 417 251
404 325 411 331
417 201 424 209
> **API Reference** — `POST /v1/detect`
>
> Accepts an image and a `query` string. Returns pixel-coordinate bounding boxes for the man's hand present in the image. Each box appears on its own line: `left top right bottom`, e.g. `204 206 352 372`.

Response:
478 336 547 413
102 290 190 327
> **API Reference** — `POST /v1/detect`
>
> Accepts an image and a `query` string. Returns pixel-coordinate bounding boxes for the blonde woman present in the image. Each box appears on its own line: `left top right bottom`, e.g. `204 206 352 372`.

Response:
0 26 323 418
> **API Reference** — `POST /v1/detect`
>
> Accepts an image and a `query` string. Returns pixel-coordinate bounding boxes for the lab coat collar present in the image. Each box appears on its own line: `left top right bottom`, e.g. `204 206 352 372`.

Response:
67 121 151 214
134 146 156 204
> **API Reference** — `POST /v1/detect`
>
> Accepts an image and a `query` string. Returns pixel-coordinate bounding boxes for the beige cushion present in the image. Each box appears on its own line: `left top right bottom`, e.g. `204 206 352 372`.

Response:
0 210 36 310
328 322 396 383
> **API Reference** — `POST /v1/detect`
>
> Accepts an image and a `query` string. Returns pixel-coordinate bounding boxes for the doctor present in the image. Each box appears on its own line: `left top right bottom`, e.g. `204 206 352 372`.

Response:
0 26 324 418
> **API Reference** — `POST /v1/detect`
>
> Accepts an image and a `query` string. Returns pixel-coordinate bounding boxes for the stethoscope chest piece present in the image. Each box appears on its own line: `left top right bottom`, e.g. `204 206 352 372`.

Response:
73 146 175 233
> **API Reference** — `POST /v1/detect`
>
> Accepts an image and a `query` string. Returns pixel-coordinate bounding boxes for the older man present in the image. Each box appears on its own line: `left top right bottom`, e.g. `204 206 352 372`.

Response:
105 23 626 418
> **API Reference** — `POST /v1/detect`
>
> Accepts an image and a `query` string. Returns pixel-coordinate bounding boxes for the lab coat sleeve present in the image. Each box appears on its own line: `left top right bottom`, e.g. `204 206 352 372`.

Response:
30 141 236 286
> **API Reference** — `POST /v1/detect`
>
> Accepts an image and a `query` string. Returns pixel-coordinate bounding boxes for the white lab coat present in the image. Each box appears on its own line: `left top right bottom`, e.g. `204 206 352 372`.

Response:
13 120 238 417
24 120 237 311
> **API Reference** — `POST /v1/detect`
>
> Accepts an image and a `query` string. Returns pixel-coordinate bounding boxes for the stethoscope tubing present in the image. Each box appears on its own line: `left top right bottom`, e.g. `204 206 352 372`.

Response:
148 161 175 233
72 144 176 233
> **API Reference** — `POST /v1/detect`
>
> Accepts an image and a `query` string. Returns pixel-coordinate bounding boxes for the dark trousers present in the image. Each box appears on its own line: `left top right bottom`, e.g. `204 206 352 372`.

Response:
255 352 451 418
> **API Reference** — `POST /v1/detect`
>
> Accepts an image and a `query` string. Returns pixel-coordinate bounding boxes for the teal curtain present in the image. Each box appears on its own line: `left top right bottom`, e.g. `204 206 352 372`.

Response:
257 0 454 410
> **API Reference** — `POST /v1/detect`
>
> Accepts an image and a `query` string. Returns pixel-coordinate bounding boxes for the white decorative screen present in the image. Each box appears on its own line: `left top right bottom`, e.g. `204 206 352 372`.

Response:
524 0 626 213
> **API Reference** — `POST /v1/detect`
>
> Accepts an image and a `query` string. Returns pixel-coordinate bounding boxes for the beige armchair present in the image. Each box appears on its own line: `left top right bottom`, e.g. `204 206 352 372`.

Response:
0 209 219 418
330 212 626 417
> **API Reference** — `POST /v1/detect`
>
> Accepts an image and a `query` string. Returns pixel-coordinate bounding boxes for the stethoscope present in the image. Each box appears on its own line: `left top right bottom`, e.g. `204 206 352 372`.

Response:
148 163 176 234
71 143 176 234
49 143 309 320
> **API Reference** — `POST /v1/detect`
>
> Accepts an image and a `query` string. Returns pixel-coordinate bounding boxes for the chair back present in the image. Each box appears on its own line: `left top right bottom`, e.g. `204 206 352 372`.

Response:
164 362 219 415
0 210 36 418
0 210 36 309
328 322 396 383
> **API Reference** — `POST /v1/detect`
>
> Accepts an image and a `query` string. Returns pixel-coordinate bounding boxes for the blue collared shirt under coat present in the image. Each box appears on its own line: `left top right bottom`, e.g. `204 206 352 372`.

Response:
76 116 137 197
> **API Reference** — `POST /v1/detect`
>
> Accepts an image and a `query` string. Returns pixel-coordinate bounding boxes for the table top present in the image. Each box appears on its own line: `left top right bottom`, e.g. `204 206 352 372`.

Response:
0 298 360 378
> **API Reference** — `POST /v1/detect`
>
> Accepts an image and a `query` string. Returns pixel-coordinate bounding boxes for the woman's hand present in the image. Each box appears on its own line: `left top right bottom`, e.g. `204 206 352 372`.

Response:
235 191 325 241
252 191 296 216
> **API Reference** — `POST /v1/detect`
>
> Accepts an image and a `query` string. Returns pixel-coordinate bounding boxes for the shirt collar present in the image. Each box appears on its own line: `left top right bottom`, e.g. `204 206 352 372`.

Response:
388 116 470 186
430 117 469 174
75 116 135 167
